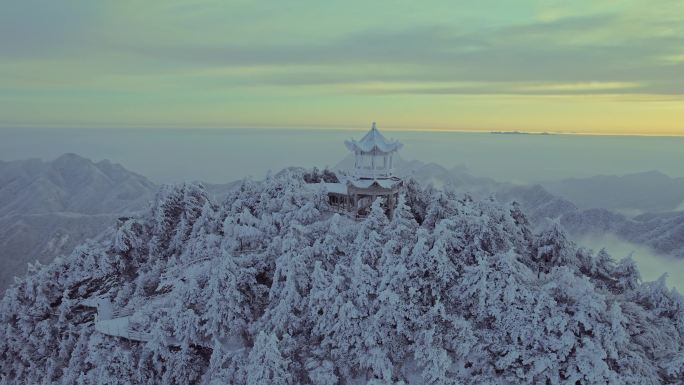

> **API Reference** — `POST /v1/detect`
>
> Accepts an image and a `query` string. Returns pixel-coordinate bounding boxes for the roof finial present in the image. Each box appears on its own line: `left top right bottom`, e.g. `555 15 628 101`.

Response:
372 121 377 130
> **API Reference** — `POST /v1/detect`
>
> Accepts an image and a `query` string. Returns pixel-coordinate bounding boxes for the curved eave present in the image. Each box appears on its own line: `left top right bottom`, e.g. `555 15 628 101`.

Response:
345 140 403 154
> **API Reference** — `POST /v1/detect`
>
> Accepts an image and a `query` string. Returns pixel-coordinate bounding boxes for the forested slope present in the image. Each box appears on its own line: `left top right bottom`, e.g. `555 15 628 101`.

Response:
2 170 683 384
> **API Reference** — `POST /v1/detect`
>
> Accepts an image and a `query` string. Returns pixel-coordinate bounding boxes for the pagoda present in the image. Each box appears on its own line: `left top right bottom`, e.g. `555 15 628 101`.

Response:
318 122 404 218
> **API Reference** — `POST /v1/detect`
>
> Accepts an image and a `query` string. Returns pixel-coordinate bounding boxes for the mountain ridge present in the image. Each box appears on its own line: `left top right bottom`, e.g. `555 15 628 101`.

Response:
541 170 684 214
0 154 158 292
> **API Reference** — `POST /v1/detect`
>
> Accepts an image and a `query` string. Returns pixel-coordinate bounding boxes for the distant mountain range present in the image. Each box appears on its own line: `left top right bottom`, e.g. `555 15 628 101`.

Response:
0 153 156 216
541 171 684 214
391 161 684 259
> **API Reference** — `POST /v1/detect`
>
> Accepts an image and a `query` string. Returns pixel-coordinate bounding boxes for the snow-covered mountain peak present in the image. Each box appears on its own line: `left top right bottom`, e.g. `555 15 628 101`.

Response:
0 154 158 292
0 154 156 216
2 169 683 384
52 152 94 167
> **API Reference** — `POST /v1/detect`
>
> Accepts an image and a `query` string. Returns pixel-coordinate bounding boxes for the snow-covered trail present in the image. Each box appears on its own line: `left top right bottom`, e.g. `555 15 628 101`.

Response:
95 315 151 342
92 248 265 345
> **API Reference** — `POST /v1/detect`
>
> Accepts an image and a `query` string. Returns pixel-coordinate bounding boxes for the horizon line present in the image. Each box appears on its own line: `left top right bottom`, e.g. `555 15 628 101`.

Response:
1 123 683 138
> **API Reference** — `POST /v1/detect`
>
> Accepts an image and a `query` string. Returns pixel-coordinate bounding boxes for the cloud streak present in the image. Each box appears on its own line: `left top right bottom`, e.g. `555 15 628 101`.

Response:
115 15 684 97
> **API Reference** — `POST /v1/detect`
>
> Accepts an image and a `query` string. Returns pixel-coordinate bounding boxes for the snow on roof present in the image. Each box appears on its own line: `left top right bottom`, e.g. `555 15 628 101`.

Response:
306 179 400 193
348 178 401 189
345 122 403 154
305 182 348 194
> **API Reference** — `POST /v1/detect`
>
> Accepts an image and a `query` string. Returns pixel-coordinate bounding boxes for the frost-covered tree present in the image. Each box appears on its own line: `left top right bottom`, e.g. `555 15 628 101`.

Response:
148 183 209 258
256 227 310 337
223 207 263 251
202 252 252 345
246 332 292 385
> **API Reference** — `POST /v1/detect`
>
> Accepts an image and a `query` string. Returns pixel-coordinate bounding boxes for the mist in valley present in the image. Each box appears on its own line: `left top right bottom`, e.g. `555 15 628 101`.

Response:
577 234 684 291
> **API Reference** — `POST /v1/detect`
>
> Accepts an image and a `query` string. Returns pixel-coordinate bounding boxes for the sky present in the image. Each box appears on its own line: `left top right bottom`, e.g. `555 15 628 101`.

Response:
1 0 684 135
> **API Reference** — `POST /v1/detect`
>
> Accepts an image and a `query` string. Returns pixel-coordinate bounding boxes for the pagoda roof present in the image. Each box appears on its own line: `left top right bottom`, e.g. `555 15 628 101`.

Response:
304 182 348 195
345 122 403 154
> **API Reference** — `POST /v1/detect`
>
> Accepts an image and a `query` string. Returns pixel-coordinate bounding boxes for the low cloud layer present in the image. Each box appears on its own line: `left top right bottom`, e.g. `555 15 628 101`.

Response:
577 233 684 291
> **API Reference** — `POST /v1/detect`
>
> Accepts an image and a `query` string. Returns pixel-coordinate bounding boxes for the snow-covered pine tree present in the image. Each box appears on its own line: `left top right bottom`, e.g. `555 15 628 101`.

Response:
246 331 292 385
